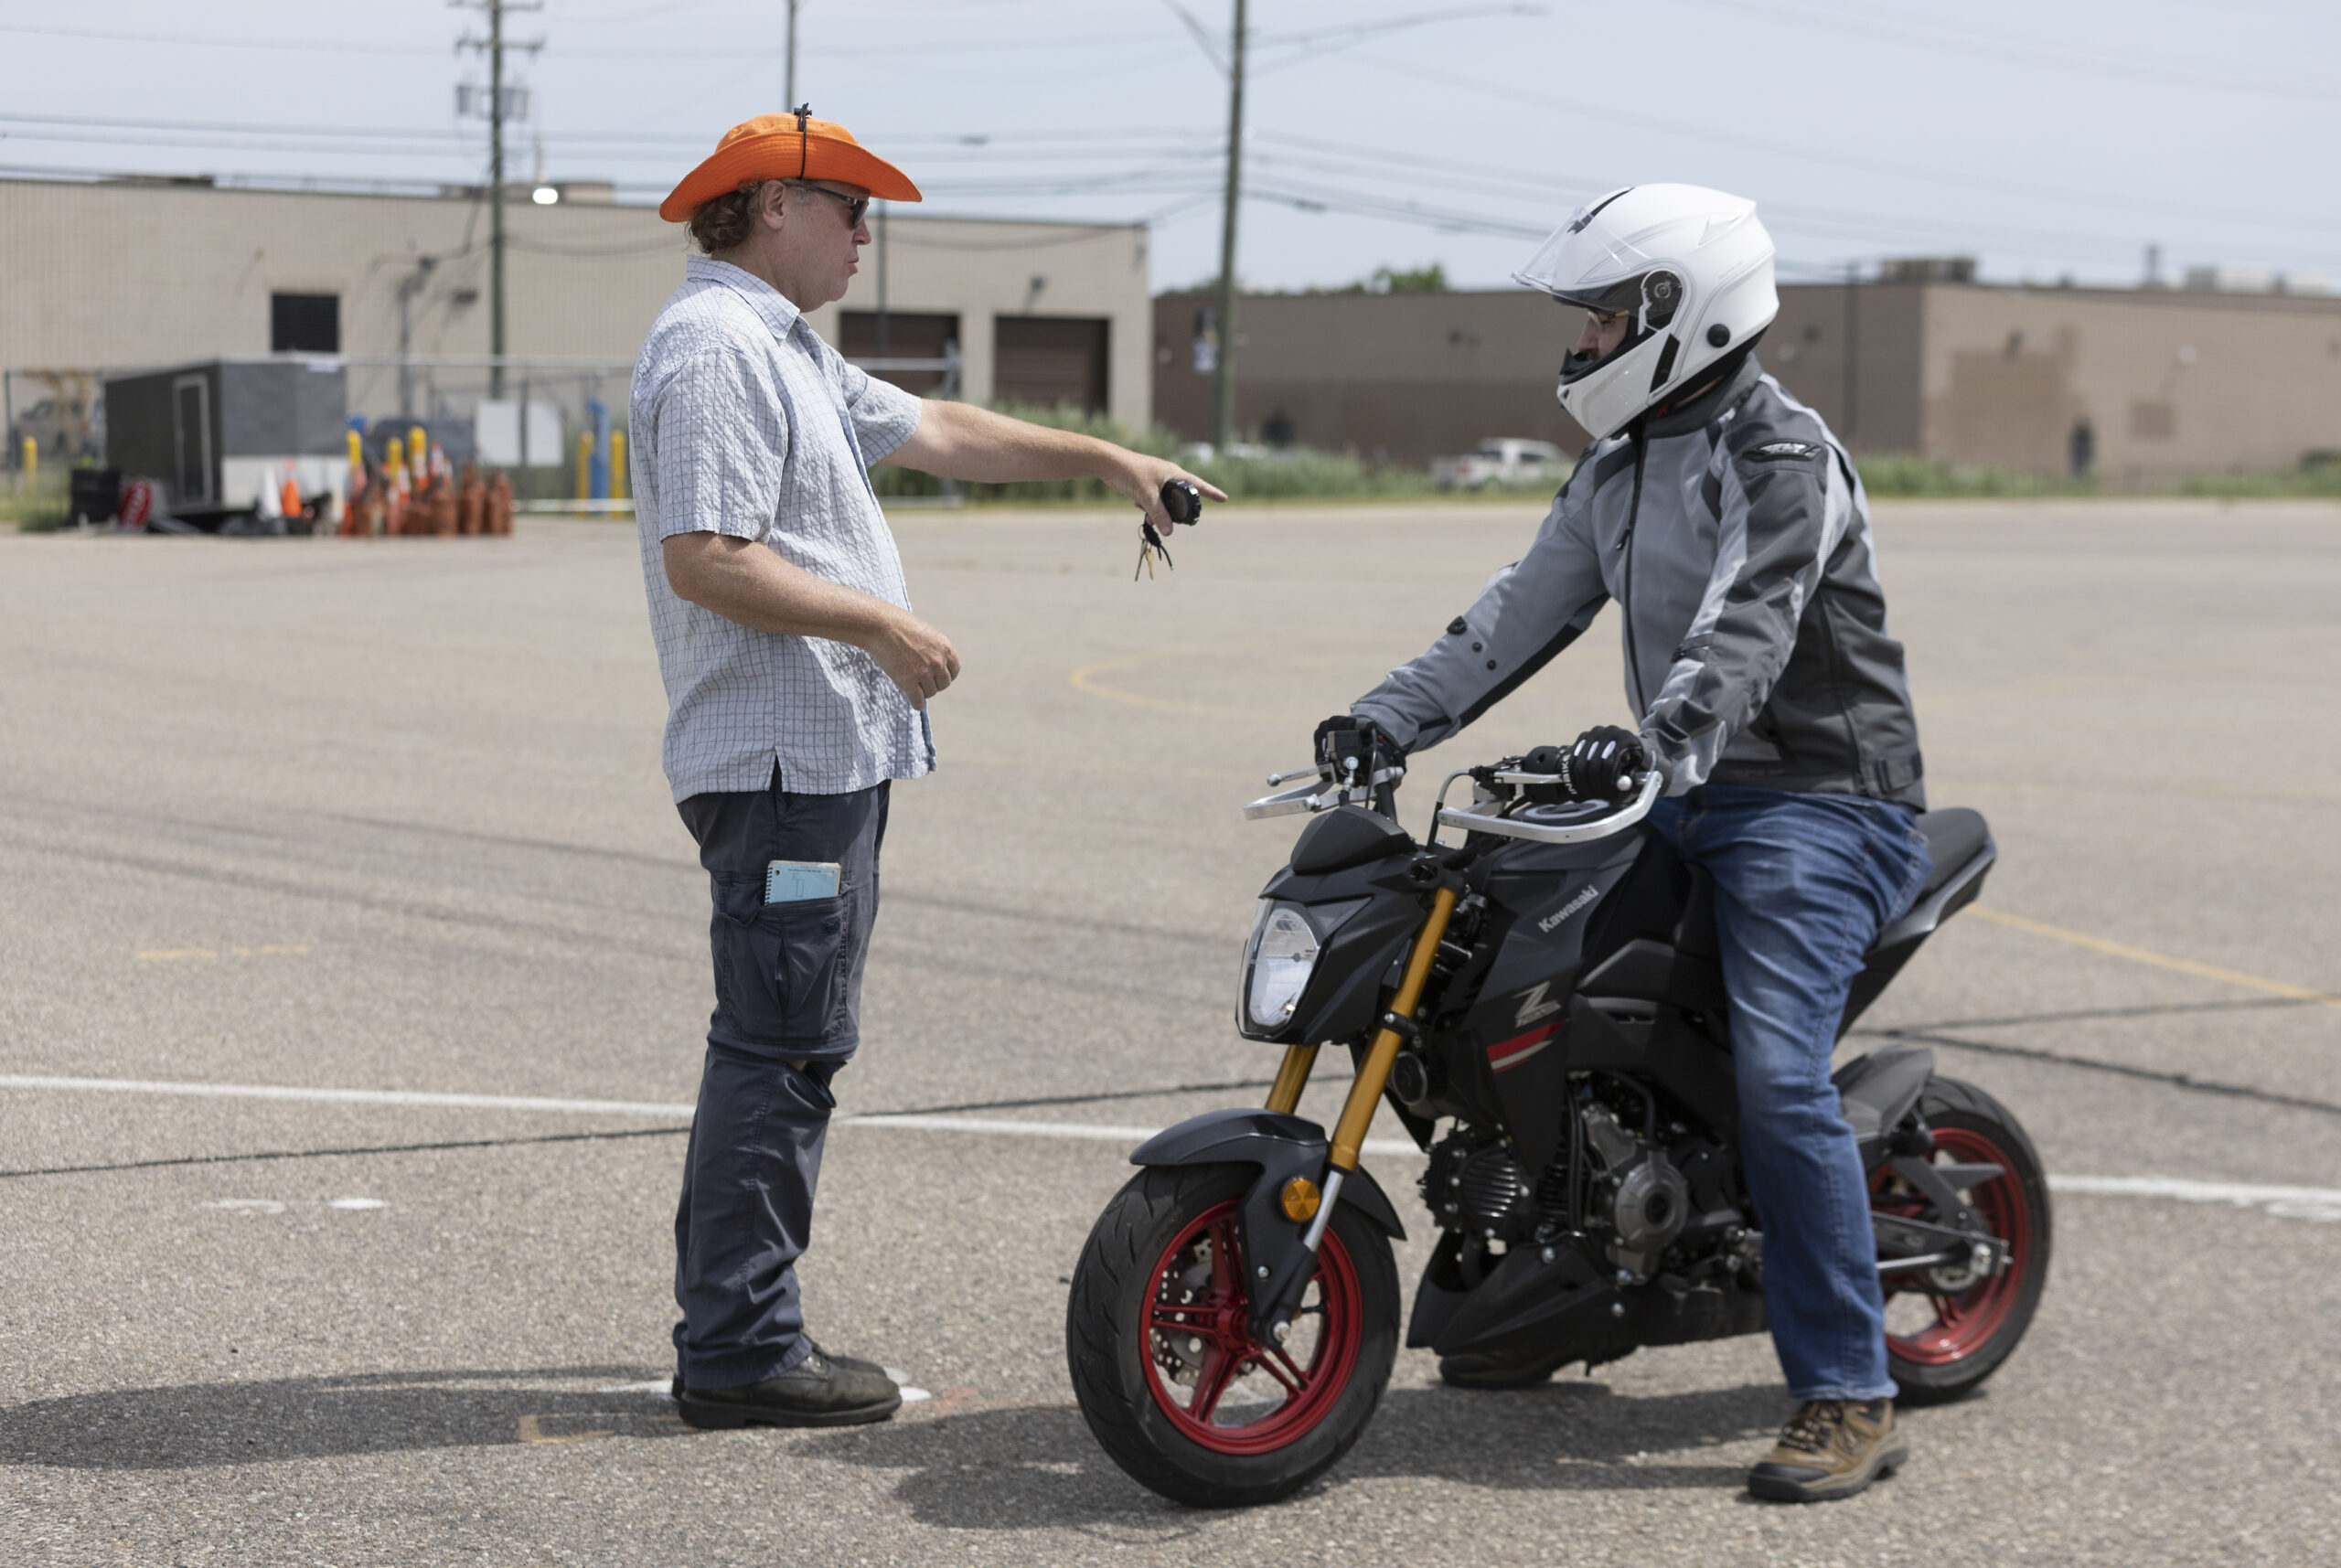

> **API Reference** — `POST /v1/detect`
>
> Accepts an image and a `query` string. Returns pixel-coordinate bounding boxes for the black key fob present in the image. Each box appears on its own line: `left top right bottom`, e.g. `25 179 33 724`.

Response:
1160 478 1202 526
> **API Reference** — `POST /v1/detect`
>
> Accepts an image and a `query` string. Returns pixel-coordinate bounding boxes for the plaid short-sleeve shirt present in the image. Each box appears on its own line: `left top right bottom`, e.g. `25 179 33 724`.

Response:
632 256 932 802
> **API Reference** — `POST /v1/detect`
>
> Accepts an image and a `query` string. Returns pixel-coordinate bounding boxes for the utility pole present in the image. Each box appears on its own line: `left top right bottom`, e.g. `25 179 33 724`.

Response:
786 0 801 107
1211 0 1247 453
1842 261 1860 448
455 0 543 399
396 255 439 419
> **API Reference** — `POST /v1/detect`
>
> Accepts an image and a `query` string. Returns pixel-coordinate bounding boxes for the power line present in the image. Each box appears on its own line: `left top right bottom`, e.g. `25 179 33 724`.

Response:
0 21 445 55
1337 51 2341 251
1674 0 2340 104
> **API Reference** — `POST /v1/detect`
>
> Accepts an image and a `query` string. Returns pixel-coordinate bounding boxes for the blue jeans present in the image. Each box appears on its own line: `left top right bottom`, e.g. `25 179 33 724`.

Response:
1644 784 1931 1402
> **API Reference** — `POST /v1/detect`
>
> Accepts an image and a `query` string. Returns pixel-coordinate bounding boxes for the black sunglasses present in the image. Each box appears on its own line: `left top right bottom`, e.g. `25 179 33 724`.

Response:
787 181 870 229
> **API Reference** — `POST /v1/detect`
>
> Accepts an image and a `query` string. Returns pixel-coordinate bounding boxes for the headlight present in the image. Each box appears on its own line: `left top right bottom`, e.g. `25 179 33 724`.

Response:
1245 901 1322 1031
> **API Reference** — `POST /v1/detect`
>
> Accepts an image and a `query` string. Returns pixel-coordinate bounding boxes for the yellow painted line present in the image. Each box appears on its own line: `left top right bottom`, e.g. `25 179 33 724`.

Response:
1971 907 2341 1012
1067 649 1331 722
516 1414 613 1445
135 944 311 962
1067 649 1240 719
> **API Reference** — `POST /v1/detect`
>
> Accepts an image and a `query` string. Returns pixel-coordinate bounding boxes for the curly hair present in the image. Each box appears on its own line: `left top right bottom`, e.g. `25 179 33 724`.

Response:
688 179 768 254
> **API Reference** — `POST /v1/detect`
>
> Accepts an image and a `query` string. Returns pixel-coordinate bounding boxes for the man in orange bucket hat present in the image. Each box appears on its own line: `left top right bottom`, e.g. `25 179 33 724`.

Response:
635 109 1221 1433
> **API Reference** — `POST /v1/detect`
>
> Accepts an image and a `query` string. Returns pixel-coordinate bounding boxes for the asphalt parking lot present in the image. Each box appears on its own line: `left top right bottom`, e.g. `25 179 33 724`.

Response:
3 496 2336 1565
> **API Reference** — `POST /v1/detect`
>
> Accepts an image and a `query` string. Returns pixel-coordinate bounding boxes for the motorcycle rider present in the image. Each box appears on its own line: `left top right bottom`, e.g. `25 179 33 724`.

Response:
1318 185 1931 1502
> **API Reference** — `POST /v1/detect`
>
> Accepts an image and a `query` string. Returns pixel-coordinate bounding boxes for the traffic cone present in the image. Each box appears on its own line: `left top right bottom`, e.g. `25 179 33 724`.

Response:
487 470 514 536
456 464 485 536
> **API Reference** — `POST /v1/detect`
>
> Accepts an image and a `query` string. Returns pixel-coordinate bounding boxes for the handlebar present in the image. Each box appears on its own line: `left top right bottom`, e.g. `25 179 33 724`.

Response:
1241 752 1663 848
1242 756 1402 821
1431 765 1663 847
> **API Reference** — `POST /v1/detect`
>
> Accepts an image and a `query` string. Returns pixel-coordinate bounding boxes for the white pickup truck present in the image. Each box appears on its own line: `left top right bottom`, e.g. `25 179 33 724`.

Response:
1430 437 1571 491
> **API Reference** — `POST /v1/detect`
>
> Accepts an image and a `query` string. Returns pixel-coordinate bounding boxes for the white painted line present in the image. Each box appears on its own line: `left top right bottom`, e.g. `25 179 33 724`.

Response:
841 1110 1418 1157
328 1197 388 1210
0 1073 1419 1154
0 1073 696 1118
899 1387 932 1403
2049 1174 2341 1219
16 1073 2341 1216
598 1381 675 1395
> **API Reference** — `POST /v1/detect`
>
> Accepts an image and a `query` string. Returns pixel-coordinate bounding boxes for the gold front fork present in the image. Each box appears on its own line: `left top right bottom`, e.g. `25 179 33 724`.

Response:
1331 886 1458 1170
1263 1043 1319 1115
1259 886 1460 1160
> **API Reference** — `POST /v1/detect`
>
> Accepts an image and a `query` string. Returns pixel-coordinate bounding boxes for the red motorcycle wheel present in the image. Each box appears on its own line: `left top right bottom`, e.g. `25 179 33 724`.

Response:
1877 1076 2053 1405
1140 1199 1363 1455
1067 1163 1399 1507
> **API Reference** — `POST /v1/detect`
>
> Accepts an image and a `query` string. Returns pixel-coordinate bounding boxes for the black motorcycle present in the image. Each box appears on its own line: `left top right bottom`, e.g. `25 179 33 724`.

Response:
1065 736 2049 1506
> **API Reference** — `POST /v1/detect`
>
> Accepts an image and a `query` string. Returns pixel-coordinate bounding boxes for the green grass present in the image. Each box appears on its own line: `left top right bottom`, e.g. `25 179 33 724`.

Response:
0 472 72 531
873 402 1452 504
1854 454 2096 498
2175 461 2341 499
1855 452 2341 499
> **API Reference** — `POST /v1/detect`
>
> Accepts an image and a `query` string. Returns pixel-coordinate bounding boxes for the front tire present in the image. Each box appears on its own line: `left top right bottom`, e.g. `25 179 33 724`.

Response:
1878 1076 2053 1405
1066 1163 1399 1507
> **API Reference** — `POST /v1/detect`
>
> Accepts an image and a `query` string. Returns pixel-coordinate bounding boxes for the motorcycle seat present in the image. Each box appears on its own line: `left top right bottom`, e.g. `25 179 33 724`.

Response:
1911 808 1989 902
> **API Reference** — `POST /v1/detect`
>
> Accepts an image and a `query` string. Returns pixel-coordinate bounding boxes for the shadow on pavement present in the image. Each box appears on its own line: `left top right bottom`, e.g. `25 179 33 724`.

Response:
809 1378 1780 1529
0 1367 687 1469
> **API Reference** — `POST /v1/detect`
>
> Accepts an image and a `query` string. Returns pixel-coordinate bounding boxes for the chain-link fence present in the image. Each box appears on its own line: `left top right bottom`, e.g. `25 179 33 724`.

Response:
9 351 964 516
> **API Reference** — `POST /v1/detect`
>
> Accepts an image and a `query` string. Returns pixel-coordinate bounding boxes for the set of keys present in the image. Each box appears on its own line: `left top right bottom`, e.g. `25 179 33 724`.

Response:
1136 478 1203 581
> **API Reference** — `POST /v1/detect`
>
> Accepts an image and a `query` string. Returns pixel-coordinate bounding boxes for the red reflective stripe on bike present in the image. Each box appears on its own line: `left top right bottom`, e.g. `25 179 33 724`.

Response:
1487 1022 1562 1072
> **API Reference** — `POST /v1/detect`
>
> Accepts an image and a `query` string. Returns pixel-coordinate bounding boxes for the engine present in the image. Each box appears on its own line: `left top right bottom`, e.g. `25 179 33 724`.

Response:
1423 1129 1536 1242
1575 1099 1692 1276
1422 1082 1742 1280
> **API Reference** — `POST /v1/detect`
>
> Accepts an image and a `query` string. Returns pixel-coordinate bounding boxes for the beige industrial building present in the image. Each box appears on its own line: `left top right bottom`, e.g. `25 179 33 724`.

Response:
0 174 1153 465
1156 272 2341 480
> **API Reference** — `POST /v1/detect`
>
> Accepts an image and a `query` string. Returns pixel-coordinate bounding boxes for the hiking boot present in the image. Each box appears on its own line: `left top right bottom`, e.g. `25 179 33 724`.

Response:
1437 1344 1577 1390
677 1346 901 1430
1747 1399 1909 1502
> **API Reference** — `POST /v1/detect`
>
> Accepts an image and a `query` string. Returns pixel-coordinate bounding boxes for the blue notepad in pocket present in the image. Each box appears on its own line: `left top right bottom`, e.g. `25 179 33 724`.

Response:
765 860 841 904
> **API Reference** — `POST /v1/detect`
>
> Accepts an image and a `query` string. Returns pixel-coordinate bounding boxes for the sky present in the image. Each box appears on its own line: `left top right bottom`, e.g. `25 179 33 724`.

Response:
1 0 2335 295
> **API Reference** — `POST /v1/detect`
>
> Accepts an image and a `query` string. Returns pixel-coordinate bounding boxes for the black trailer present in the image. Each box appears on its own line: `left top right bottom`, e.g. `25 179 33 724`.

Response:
102 358 349 531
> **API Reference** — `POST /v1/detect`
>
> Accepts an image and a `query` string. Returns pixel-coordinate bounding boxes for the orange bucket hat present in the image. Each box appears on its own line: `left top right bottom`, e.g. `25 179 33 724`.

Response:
659 108 922 221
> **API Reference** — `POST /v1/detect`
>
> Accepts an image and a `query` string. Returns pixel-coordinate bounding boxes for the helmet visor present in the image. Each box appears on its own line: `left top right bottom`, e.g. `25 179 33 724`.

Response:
1559 308 1654 387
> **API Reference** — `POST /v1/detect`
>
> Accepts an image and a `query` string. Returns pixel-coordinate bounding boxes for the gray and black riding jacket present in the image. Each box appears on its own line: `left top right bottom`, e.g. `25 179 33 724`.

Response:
1353 356 1926 805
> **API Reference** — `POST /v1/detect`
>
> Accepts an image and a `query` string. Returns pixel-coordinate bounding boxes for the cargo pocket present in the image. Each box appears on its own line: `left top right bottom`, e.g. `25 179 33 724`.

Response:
705 871 832 1050
769 892 849 1047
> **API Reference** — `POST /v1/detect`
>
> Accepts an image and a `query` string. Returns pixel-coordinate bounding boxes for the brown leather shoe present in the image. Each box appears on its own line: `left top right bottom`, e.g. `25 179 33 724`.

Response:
1747 1399 1909 1502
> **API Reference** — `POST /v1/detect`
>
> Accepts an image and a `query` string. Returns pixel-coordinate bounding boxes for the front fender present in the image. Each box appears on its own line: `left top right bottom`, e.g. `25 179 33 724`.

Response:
1130 1106 1407 1344
1129 1107 1407 1239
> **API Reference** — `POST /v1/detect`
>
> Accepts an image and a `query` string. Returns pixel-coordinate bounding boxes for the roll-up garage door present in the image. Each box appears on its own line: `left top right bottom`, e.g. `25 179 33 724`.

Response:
992 316 1108 414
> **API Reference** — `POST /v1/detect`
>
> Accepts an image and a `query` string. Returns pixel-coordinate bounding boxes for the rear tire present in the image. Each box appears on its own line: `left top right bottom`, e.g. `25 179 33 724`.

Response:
1066 1163 1399 1507
1879 1076 2052 1406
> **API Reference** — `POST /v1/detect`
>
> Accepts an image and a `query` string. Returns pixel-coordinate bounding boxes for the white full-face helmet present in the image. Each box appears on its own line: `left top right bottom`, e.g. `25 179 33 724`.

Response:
1513 184 1779 441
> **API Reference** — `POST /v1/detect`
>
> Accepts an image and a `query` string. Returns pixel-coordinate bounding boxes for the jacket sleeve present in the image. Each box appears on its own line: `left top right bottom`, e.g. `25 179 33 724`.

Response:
1640 434 1848 790
1351 477 1609 754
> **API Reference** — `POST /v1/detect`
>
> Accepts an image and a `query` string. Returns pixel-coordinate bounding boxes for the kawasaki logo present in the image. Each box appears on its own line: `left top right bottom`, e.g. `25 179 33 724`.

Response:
1538 884 1601 933
1513 981 1564 1028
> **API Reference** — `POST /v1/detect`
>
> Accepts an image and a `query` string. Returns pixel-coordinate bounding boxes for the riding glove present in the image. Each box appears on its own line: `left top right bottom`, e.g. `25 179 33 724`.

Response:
1314 713 1400 768
1523 725 1650 800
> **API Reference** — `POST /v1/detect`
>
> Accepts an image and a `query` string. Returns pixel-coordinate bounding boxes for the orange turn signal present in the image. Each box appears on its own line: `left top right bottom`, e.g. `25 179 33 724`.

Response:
1280 1177 1322 1223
